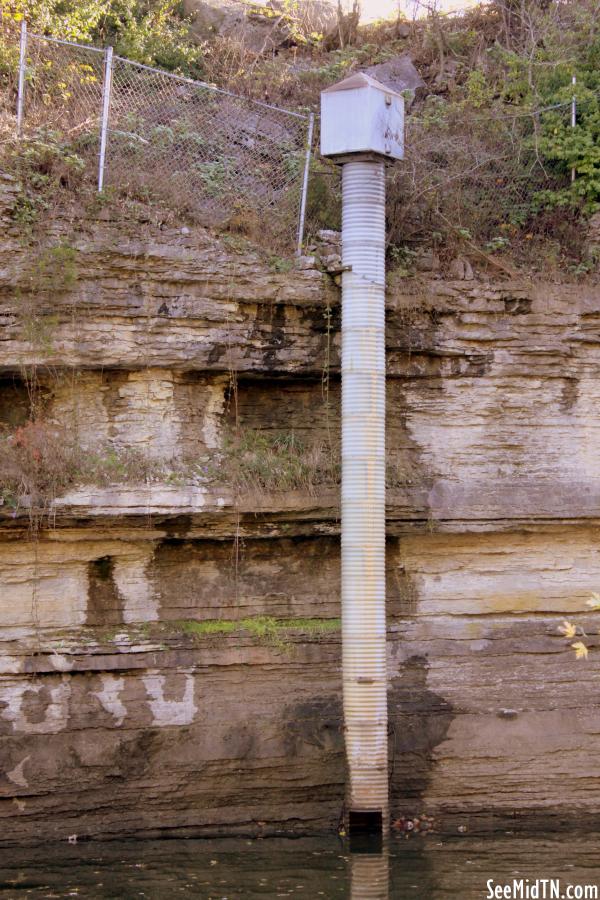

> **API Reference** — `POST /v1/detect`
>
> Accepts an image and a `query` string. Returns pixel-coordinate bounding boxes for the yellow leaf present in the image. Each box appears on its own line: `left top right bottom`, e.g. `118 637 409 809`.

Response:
558 620 577 638
571 641 589 660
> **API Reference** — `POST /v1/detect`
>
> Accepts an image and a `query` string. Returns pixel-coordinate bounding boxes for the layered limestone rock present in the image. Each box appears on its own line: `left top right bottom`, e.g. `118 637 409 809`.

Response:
2 191 600 843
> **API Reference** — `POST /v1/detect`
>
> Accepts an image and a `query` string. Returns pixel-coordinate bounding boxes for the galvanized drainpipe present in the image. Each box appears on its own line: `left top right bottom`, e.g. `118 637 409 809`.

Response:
341 158 388 822
320 73 404 829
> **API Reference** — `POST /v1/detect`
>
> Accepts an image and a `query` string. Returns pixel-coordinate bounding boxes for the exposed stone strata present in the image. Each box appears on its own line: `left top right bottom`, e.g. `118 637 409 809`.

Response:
47 369 230 460
1 195 600 842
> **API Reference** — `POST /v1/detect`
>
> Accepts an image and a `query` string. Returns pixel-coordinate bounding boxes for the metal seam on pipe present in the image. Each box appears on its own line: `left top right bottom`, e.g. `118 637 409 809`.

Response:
341 159 388 820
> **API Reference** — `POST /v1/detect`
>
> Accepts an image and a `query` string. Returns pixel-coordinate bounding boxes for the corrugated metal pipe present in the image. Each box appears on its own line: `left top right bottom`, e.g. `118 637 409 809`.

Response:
341 159 388 823
320 70 403 831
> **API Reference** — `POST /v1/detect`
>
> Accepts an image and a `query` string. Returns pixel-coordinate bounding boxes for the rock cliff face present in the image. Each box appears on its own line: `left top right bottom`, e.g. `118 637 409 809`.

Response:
1 182 600 844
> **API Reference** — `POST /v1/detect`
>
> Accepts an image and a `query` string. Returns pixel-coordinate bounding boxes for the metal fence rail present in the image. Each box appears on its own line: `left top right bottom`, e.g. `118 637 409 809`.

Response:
14 22 313 253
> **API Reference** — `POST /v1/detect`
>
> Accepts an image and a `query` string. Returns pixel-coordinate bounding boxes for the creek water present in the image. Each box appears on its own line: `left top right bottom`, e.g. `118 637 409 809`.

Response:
0 834 598 898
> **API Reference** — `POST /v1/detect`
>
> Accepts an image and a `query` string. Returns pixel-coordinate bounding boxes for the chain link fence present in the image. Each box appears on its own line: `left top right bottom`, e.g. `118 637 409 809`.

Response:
17 32 105 175
107 55 312 246
12 25 313 253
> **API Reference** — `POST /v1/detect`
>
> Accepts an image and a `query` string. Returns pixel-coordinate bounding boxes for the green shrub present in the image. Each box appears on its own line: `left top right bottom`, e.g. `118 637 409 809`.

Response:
4 130 88 233
12 129 85 187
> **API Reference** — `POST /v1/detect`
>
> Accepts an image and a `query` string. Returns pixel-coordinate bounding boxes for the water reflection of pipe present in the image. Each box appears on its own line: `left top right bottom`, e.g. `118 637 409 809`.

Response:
349 843 389 900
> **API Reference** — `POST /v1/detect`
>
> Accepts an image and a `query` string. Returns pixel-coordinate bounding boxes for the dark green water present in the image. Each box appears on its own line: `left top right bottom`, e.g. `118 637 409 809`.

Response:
0 834 598 899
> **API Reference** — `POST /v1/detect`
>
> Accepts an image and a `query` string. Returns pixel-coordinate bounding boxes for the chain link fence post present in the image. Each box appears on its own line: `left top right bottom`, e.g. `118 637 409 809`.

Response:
98 45 113 192
297 112 315 256
571 74 577 183
16 19 27 138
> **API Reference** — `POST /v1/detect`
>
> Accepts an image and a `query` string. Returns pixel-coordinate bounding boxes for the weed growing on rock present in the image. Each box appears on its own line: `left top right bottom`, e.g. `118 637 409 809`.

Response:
207 428 340 496
280 617 341 635
268 255 294 273
18 241 80 351
0 420 171 520
178 619 236 637
14 130 86 192
4 130 90 234
178 616 288 649
176 616 341 648
0 420 81 516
